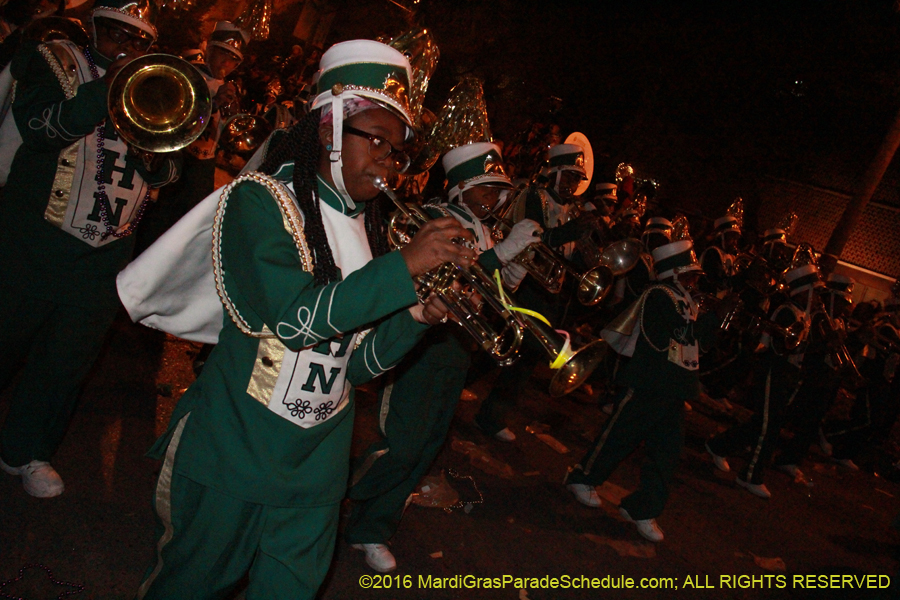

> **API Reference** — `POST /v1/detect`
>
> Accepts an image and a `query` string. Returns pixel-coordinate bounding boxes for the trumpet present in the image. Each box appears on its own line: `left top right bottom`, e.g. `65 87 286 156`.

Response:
751 316 806 350
478 200 614 306
694 292 743 333
375 177 607 397
813 299 866 387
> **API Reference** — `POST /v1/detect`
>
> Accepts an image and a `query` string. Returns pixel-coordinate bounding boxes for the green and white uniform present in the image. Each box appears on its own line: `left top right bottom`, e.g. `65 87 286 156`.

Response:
0 38 179 468
137 167 428 600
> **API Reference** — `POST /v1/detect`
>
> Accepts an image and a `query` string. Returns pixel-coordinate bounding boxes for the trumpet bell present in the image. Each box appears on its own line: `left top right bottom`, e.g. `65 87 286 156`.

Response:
549 339 607 398
600 238 643 276
109 54 212 153
577 265 615 306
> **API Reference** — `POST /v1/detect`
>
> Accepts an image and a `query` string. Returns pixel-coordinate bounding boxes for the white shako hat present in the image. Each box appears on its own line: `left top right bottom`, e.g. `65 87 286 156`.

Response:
208 21 250 62
547 143 587 179
181 48 204 64
92 0 159 41
714 214 741 236
443 142 513 203
643 217 673 237
594 182 617 201
762 228 787 245
310 39 414 211
825 273 855 300
652 240 702 280
784 263 823 296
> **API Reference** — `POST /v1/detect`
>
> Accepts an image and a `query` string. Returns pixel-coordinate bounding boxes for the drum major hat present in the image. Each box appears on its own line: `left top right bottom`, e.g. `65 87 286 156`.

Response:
547 143 587 179
443 142 512 203
92 0 158 41
208 21 249 62
652 240 702 280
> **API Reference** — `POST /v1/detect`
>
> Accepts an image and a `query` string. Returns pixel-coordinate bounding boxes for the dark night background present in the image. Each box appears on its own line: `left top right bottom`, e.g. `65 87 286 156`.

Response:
322 0 900 225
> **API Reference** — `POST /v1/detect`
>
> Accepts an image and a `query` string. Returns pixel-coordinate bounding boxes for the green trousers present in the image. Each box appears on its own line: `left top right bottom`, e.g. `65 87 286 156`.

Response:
566 386 686 520
0 281 117 466
138 418 339 600
345 328 470 545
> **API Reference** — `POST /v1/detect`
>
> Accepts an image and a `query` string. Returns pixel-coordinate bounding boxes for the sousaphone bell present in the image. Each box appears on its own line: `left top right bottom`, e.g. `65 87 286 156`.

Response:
108 54 212 153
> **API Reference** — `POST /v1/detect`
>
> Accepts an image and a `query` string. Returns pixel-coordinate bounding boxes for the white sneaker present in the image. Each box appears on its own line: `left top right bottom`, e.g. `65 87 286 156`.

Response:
776 464 803 479
494 428 516 442
619 508 664 542
735 477 771 499
352 543 396 573
835 458 859 471
1 459 64 498
705 442 730 473
566 483 602 507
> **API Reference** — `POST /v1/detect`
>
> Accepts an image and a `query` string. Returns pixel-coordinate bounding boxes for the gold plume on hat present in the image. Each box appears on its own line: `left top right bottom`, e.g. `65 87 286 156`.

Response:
776 211 800 237
726 197 744 229
789 242 818 270
383 27 439 127
615 163 634 182
235 0 271 40
670 214 693 243
406 76 491 175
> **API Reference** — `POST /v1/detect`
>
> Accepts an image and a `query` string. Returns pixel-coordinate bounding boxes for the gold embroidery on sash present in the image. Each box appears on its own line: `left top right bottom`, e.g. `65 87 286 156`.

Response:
213 172 313 338
246 326 286 406
43 142 80 227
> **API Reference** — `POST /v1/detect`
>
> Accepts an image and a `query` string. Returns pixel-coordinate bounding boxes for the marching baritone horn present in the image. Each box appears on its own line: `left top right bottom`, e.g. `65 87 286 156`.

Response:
375 177 607 397
108 54 213 153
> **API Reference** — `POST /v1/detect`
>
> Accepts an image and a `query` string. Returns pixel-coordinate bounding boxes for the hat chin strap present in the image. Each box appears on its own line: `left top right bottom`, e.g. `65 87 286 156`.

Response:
328 93 357 212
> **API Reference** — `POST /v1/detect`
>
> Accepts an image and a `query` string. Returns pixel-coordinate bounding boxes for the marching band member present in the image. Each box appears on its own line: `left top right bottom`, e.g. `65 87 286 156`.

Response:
345 142 541 573
773 273 857 479
0 0 180 498
566 233 722 542
699 213 741 297
134 40 472 600
706 256 822 499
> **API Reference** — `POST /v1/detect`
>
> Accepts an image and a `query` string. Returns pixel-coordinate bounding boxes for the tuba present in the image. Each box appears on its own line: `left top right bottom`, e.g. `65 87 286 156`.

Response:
108 54 213 153
376 177 606 397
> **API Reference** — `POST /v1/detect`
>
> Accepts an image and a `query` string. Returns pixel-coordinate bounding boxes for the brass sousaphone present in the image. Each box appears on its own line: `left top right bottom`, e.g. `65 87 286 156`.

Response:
108 54 212 153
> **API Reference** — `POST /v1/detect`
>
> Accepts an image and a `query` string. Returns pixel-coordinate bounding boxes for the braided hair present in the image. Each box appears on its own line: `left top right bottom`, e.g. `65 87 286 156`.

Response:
259 108 391 286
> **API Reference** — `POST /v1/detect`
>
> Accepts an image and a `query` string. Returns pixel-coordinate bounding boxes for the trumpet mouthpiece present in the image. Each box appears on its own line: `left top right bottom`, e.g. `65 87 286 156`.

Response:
372 176 389 191
115 52 127 61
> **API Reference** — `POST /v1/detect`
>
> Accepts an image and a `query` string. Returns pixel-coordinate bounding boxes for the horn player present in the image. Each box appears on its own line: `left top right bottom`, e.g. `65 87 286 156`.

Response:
0 0 181 498
346 141 542 573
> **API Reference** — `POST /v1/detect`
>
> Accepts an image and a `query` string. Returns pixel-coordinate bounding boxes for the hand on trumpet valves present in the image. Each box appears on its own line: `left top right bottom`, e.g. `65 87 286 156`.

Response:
493 219 543 263
409 290 453 325
399 216 475 277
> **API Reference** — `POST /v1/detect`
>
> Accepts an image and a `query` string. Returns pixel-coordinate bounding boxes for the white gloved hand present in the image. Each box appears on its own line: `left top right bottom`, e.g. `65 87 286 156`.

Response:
493 219 543 264
501 261 528 289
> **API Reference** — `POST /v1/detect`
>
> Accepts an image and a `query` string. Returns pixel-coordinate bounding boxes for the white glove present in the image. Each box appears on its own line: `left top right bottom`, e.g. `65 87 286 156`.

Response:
501 262 528 289
493 219 543 264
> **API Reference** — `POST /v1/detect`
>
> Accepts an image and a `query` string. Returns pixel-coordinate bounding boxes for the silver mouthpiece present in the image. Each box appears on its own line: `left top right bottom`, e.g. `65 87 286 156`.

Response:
115 52 128 61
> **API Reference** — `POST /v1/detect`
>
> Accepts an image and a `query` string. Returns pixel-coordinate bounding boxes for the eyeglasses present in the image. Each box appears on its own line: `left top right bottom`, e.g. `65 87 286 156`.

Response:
101 23 154 52
343 125 411 173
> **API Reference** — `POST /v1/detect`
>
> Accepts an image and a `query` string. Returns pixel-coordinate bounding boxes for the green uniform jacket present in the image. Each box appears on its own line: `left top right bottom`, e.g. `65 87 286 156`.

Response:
151 171 428 508
622 283 719 400
0 39 179 308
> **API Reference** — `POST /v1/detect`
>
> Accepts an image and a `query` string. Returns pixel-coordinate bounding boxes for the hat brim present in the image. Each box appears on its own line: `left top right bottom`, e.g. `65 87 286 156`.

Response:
312 90 415 140
208 41 243 61
92 8 157 40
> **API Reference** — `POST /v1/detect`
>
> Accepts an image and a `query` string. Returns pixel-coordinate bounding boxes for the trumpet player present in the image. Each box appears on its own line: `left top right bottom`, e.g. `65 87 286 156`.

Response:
133 40 474 600
699 213 742 297
773 273 858 480
0 0 181 498
565 236 722 542
706 260 822 499
346 141 541 573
